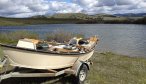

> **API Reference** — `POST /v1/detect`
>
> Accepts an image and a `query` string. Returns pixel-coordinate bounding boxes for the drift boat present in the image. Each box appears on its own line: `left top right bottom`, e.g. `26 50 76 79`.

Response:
0 36 99 70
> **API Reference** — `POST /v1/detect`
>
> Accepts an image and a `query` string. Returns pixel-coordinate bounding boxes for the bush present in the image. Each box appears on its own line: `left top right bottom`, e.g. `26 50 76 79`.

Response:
0 30 84 44
45 29 84 43
0 30 39 44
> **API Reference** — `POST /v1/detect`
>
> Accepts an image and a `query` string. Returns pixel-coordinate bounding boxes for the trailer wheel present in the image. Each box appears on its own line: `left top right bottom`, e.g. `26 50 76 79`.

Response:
75 64 88 84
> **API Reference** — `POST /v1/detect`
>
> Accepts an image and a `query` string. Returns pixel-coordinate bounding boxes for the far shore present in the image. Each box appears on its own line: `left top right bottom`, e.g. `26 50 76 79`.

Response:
0 14 146 26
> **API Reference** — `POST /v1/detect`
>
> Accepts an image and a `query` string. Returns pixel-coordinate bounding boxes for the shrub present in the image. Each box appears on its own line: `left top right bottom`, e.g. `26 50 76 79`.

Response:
0 30 84 44
45 29 84 43
0 30 39 44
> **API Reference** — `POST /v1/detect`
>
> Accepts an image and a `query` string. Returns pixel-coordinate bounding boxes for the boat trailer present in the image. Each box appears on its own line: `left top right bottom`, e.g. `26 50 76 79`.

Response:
0 56 92 83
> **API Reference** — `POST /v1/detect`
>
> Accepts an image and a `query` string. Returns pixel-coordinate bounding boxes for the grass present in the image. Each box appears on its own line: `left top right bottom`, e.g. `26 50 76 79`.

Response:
0 30 84 44
0 48 3 60
0 31 39 44
87 52 146 84
0 18 82 26
0 14 136 26
0 52 146 84
0 20 25 26
46 29 84 43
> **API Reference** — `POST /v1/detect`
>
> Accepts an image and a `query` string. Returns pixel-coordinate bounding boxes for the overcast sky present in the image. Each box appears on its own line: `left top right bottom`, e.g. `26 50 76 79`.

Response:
0 0 146 17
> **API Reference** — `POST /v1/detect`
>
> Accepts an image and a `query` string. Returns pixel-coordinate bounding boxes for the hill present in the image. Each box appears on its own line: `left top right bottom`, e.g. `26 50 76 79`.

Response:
0 13 145 26
50 13 90 20
49 13 119 20
0 17 25 26
114 13 146 17
0 17 81 26
30 15 47 18
134 16 146 24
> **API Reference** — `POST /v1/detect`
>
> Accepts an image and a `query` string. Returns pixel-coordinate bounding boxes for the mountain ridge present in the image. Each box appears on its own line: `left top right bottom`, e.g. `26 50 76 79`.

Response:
114 13 146 17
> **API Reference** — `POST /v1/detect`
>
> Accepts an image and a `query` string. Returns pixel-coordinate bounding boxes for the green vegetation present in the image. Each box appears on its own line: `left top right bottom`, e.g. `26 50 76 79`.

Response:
0 48 3 60
0 19 25 26
87 52 146 84
1 52 146 84
46 29 84 43
0 31 39 44
134 16 146 24
1 13 145 26
0 17 82 26
0 30 84 44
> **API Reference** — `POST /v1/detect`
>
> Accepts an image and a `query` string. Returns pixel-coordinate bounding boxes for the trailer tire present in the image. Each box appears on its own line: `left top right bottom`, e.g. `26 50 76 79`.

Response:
75 64 88 84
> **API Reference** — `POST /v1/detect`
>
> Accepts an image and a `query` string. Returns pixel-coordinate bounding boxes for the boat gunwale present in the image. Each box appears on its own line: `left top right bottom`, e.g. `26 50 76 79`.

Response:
0 43 95 55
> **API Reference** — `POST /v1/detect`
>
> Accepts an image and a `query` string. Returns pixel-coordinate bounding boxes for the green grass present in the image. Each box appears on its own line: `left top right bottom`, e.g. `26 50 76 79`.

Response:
0 20 25 26
0 31 39 44
87 52 146 84
46 29 84 43
0 48 3 60
0 18 82 26
0 13 136 26
0 30 84 44
1 52 146 84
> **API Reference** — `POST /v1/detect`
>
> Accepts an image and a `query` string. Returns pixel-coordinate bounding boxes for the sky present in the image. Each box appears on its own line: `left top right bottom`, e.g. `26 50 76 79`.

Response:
0 0 146 17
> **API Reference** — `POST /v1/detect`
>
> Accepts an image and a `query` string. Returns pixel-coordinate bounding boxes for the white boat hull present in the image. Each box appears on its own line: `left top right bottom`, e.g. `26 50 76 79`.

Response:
1 46 94 70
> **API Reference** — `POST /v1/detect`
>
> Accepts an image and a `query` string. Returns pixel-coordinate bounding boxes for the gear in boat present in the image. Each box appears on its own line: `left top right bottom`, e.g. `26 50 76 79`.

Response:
0 35 99 70
17 36 99 53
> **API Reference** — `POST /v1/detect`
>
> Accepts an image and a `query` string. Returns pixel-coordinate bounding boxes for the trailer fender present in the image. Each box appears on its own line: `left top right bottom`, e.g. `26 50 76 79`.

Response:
71 60 89 76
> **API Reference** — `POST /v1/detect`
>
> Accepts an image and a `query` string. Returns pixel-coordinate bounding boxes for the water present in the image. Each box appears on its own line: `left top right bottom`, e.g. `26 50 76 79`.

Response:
0 24 146 57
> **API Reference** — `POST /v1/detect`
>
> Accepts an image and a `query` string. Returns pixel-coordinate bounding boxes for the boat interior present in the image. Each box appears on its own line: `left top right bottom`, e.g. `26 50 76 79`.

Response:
15 36 99 54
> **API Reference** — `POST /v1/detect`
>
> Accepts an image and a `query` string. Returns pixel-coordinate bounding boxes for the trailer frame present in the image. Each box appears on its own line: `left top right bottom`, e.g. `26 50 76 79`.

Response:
0 56 92 83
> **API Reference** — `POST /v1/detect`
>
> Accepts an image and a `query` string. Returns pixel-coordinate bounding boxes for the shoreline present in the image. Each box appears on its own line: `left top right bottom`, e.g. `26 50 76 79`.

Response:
0 23 146 26
0 17 146 26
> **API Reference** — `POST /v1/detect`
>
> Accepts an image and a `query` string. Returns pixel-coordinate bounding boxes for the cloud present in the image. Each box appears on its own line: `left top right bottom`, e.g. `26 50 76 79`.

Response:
0 0 49 17
0 0 83 17
73 0 146 14
48 1 83 13
73 0 98 8
0 0 146 17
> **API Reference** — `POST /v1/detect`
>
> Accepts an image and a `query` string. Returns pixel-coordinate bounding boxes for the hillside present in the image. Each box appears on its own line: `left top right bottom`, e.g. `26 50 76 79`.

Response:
30 15 47 18
114 13 146 17
134 16 146 24
0 13 145 26
0 17 81 26
50 13 121 20
50 13 91 20
0 19 25 26
48 13 132 24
